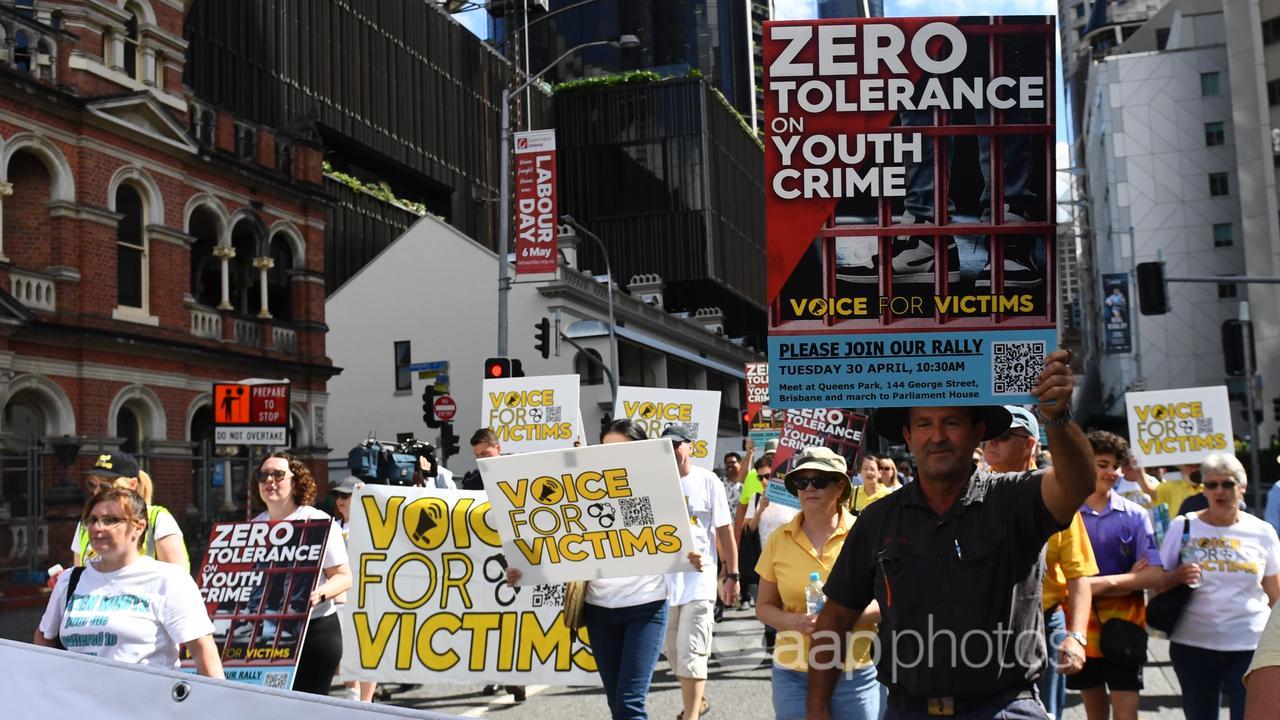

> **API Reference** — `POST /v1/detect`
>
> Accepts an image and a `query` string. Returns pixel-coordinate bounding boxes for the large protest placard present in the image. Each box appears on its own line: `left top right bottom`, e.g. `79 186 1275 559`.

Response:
478 439 698 585
340 485 598 685
613 386 721 470
1126 386 1233 466
481 374 580 453
764 17 1058 409
184 520 329 689
773 407 868 474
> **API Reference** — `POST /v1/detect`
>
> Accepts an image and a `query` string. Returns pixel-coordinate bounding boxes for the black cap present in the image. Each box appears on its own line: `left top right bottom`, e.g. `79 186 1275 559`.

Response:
870 406 1013 443
86 450 140 479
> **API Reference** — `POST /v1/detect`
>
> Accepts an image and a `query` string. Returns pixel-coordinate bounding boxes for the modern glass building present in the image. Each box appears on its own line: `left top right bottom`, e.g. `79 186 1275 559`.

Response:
816 0 883 19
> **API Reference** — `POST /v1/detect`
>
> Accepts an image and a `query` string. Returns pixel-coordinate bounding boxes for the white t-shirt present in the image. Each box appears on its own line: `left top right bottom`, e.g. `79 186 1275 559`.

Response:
252 505 349 619
758 499 798 549
1115 477 1155 513
667 466 731 606
586 574 668 608
1159 513 1280 651
38 556 213 668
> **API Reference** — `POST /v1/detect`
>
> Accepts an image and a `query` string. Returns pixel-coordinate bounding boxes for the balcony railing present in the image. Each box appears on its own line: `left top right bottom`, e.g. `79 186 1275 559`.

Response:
272 326 298 353
233 318 261 348
10 269 55 312
190 308 222 339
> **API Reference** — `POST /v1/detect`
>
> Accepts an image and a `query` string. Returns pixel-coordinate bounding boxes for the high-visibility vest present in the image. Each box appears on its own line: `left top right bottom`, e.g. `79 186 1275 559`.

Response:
75 504 190 573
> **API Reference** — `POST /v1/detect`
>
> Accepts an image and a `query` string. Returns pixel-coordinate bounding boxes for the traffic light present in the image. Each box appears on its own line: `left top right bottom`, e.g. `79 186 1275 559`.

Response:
484 357 512 379
511 358 525 377
534 317 551 359
599 412 613 437
421 384 440 429
741 410 752 435
1222 320 1254 377
440 422 460 462
1272 397 1280 422
1136 262 1169 315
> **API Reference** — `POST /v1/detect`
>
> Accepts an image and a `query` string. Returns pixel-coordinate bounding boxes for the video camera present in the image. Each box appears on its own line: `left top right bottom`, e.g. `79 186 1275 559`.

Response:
347 436 439 486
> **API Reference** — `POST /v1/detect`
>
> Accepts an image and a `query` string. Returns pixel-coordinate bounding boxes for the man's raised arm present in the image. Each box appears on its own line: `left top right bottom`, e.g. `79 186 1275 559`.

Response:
1034 349 1095 525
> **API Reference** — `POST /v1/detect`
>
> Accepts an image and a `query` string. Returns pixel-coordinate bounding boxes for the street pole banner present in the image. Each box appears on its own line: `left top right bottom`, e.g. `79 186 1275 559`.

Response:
772 408 869 474
1125 386 1234 466
182 520 329 688
481 374 580 453
513 129 558 277
1102 273 1132 354
341 485 599 685
613 386 721 470
764 17 1058 409
477 439 698 585
1 639 463 720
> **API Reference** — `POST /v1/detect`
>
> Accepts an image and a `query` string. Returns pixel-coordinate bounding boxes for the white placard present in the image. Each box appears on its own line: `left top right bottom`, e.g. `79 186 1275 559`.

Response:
481 374 580 454
612 387 721 470
1125 385 1234 467
478 439 698 585
339 485 598 686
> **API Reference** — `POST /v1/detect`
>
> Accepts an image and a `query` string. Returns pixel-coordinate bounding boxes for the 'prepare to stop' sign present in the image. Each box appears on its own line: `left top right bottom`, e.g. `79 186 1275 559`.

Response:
433 394 457 422
214 382 291 427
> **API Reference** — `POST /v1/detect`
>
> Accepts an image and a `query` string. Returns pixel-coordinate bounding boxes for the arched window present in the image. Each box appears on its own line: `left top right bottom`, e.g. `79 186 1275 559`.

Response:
4 150 54 269
115 184 147 310
123 4 141 80
3 394 46 447
116 405 141 454
188 208 221 308
14 31 31 74
229 219 260 315
267 234 293 321
574 349 605 386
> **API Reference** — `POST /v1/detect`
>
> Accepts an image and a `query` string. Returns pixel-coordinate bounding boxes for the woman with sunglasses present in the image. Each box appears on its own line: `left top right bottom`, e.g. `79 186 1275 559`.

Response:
755 447 881 720
35 487 223 677
1158 453 1280 720
252 452 352 695
506 419 704 719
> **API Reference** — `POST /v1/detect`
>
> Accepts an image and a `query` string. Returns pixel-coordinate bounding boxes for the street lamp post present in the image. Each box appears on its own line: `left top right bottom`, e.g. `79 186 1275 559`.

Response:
496 35 640 357
560 215 620 405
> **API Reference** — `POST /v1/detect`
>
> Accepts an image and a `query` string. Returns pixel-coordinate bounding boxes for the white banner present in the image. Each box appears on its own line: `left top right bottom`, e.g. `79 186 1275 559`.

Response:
0 639 459 720
478 439 698 585
613 387 721 471
1125 385 1234 466
340 485 598 685
481 374 580 454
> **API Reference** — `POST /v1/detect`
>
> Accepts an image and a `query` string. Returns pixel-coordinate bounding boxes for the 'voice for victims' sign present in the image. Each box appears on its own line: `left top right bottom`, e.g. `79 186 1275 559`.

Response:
478 439 698 586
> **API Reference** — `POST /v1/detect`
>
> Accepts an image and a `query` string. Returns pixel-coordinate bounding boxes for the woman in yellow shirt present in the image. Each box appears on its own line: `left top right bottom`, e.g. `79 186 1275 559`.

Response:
756 447 881 720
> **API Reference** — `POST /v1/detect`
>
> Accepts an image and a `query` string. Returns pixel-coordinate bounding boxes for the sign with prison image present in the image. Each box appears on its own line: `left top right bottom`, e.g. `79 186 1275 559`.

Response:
183 520 329 689
1125 386 1234 467
339 485 598 685
481 374 581 454
763 17 1058 408
613 386 721 470
477 439 698 586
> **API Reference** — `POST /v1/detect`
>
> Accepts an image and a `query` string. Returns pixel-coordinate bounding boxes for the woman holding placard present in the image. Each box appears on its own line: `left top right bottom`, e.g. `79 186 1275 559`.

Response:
252 451 352 695
507 419 703 719
755 446 881 720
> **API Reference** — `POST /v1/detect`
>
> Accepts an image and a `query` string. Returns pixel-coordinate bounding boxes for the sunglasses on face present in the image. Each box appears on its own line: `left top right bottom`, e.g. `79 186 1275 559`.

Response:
878 465 894 471
791 475 834 491
257 469 289 484
1203 480 1238 491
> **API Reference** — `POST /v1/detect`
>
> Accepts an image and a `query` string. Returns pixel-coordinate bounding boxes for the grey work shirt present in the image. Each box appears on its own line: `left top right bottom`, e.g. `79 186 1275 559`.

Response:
824 467 1067 700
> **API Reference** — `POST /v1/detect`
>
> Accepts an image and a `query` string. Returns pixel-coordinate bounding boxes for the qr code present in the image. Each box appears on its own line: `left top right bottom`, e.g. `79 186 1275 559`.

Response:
620 497 655 527
1196 418 1214 433
531 583 564 608
686 421 700 436
262 672 289 689
545 406 562 423
991 341 1046 395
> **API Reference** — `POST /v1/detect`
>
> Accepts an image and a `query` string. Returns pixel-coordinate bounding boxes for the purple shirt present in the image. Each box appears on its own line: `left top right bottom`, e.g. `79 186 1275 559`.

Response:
1079 491 1162 576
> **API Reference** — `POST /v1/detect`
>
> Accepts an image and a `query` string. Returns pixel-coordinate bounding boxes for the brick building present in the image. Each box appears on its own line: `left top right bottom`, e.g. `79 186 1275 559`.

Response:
0 0 335 611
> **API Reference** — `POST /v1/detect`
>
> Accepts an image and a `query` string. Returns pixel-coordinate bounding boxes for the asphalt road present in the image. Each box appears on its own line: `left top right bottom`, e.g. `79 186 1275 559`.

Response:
370 606 1225 719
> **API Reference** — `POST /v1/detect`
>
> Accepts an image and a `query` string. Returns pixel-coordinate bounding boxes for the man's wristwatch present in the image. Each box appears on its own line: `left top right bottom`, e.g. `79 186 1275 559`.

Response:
725 572 740 581
1064 631 1087 646
1035 404 1073 428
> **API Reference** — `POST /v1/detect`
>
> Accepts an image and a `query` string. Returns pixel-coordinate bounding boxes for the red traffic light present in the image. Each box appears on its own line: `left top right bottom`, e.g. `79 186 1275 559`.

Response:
484 357 512 379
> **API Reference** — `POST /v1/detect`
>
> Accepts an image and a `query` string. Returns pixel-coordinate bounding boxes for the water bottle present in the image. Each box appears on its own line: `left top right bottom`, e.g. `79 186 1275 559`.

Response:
1180 534 1202 589
805 571 825 614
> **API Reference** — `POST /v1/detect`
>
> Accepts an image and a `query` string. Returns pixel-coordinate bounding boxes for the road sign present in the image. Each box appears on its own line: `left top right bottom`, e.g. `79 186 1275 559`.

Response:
409 360 449 373
433 395 457 422
213 380 291 445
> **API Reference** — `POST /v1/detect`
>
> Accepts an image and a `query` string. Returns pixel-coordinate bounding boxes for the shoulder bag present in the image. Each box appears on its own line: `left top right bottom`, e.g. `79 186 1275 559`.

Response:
52 566 87 651
1145 515 1195 635
563 580 588 631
